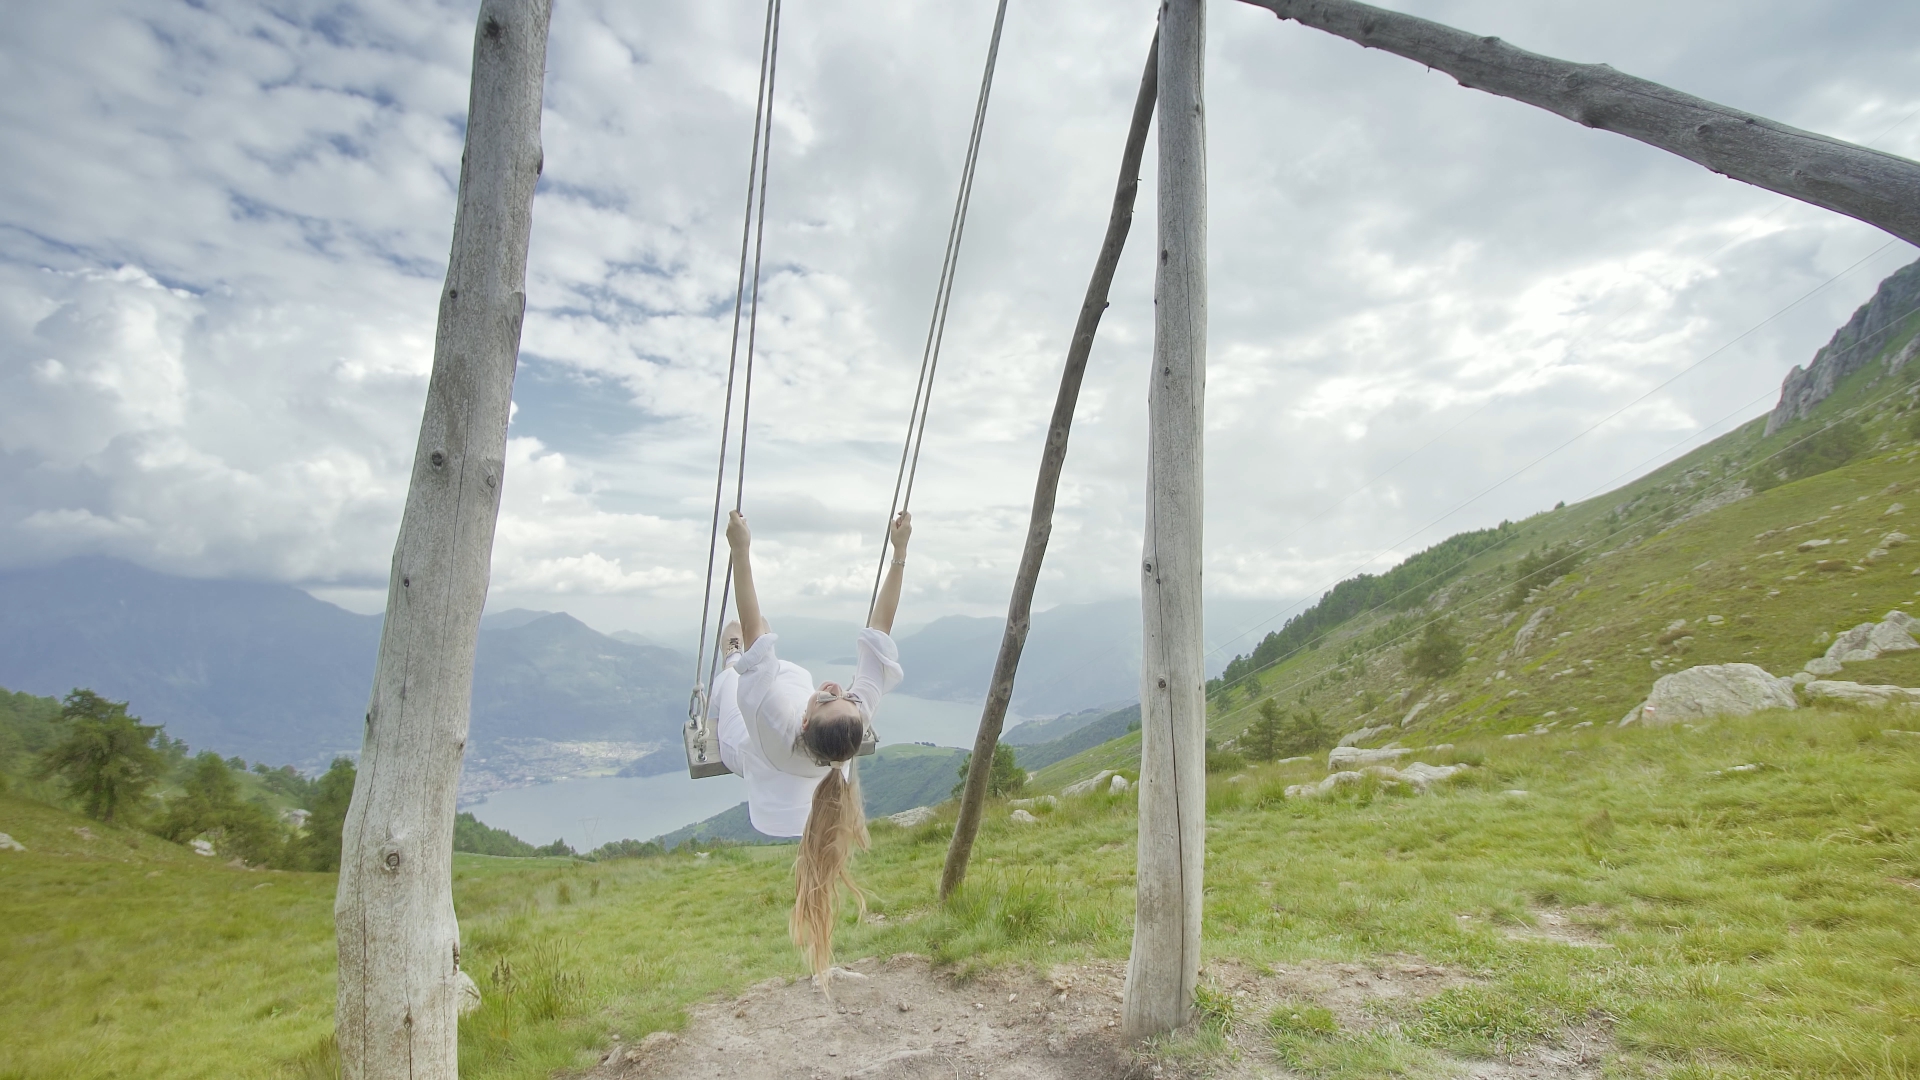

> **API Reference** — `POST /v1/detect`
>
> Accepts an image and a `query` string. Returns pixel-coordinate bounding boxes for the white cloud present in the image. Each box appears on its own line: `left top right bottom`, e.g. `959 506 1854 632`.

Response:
1 0 1916 654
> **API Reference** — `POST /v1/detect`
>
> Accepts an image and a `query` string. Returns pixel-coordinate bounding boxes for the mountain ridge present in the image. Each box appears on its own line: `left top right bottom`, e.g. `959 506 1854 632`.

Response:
1033 257 1920 791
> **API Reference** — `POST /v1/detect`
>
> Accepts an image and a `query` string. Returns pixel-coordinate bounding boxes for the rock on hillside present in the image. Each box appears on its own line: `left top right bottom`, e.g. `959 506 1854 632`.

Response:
1802 610 1919 676
1768 258 1920 434
1803 681 1920 707
1623 663 1797 726
1286 760 1469 799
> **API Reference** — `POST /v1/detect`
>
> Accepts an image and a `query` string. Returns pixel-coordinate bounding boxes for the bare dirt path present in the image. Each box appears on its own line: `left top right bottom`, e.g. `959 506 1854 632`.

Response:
588 953 1610 1080
591 955 1141 1080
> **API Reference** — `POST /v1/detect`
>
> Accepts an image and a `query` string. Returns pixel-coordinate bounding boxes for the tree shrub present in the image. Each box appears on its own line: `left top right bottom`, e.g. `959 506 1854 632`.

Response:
36 690 164 824
953 743 1025 799
1405 619 1467 680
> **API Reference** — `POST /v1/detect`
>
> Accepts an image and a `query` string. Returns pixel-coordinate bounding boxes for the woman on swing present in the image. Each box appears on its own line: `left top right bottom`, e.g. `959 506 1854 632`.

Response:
710 507 912 981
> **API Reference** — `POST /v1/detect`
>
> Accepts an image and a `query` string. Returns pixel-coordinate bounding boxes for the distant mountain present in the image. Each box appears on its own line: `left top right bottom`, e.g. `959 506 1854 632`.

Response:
470 612 685 745
0 559 692 772
1010 705 1140 773
1001 708 1112 746
0 559 1294 782
896 598 1290 717
0 558 383 767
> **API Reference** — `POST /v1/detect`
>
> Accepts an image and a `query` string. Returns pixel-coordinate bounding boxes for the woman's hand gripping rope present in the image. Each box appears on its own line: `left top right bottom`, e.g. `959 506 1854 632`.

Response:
870 511 911 635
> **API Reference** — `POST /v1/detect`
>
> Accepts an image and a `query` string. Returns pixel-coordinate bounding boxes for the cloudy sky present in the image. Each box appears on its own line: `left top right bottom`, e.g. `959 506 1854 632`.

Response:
2 0 1917 667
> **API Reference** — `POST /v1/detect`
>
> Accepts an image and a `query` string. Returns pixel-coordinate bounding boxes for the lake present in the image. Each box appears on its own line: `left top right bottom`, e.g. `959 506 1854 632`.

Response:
465 691 1024 847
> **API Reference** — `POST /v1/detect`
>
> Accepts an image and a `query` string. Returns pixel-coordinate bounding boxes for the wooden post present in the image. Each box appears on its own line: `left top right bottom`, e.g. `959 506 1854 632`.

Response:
940 32 1161 902
1235 0 1920 248
1125 0 1207 1042
334 2 550 1077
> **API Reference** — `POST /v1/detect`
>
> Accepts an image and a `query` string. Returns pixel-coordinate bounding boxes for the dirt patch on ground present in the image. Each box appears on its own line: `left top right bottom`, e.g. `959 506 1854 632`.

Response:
1454 1024 1612 1079
591 954 1147 1080
1213 955 1476 1031
1453 907 1614 950
590 953 1611 1080
1503 907 1614 949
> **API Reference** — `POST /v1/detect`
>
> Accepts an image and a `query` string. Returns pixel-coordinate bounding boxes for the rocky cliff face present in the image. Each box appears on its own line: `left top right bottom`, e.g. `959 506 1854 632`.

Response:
1766 258 1920 435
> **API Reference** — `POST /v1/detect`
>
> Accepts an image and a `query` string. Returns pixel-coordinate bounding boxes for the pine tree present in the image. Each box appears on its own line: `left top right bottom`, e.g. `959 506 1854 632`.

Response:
953 744 1026 799
36 690 163 824
1405 619 1466 679
1242 698 1284 761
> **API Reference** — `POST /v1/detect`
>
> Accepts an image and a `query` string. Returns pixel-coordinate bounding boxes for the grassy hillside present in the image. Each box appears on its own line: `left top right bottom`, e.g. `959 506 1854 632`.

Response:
1030 304 1920 794
1014 703 1140 773
5 707 1918 1078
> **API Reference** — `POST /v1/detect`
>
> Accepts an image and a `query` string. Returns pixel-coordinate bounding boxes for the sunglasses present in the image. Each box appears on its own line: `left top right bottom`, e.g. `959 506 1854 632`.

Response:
811 688 864 709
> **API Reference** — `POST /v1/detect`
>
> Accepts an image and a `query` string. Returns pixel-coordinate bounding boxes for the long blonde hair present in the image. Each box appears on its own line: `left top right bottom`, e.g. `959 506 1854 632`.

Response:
790 759 869 974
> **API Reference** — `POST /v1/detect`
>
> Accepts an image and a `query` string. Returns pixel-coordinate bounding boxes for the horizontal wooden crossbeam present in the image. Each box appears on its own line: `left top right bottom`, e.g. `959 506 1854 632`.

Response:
1238 0 1920 248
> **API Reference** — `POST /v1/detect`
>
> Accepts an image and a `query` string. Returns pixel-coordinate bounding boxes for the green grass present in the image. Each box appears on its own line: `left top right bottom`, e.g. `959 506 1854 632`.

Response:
1044 353 1920 791
6 706 1919 1078
0 794 337 1079
6 286 1920 1080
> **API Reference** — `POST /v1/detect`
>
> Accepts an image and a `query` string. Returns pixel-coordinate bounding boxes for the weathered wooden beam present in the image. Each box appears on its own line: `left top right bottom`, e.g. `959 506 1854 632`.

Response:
940 32 1160 902
1125 0 1209 1042
1237 0 1920 248
334 2 550 1076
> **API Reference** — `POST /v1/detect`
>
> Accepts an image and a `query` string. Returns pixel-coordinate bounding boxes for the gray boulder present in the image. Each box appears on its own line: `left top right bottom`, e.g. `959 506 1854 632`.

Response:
1062 770 1116 798
1829 623 1881 663
1803 681 1920 708
1624 663 1797 726
1869 618 1920 654
1337 724 1394 747
1801 611 1920 673
887 806 937 828
1328 745 1411 770
1512 606 1555 657
1286 761 1468 799
1398 761 1470 788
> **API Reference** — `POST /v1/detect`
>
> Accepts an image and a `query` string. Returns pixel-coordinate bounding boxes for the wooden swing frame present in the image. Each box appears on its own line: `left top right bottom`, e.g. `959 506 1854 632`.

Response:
337 0 1920 1073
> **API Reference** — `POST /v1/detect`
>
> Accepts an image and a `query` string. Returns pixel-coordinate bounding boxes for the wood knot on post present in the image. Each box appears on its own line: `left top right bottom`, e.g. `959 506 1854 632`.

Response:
379 842 402 873
483 17 502 41
430 451 446 468
1157 677 1168 689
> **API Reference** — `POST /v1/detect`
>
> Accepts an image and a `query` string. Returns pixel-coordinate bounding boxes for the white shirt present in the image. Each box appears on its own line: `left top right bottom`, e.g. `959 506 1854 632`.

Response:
715 627 903 838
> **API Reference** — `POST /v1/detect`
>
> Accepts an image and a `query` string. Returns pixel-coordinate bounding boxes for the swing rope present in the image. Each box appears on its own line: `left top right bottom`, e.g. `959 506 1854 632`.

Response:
866 0 1012 622
690 0 783 725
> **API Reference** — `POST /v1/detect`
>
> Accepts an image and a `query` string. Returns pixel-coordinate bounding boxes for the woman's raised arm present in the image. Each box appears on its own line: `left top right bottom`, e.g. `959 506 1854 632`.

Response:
726 510 768 648
868 511 912 634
